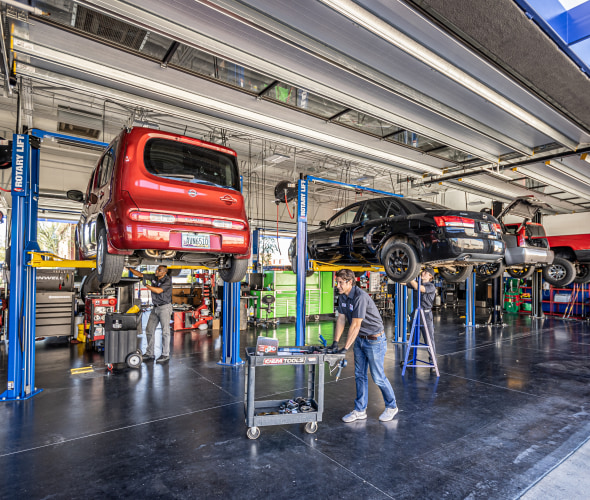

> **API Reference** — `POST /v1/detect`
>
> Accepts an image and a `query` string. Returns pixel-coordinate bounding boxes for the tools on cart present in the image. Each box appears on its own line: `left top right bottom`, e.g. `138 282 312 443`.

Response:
244 335 347 439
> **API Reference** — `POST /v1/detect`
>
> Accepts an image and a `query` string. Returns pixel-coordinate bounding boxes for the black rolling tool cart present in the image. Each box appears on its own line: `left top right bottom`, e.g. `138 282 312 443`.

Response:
104 312 142 371
244 345 346 439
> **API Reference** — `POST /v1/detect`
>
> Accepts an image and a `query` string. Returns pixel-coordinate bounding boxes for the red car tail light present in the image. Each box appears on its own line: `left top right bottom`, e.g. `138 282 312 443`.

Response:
129 211 176 223
434 216 475 229
492 223 502 233
517 227 527 246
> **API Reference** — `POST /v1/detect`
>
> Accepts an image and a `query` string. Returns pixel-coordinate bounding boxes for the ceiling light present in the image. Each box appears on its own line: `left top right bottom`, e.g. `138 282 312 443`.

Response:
481 168 512 181
265 153 290 164
319 0 577 150
514 166 590 201
581 153 590 164
545 160 590 187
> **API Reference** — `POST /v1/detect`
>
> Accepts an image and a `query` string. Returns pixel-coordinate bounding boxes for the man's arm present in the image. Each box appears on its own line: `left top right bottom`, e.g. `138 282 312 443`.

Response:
341 318 363 351
404 280 426 293
333 314 346 343
146 284 164 294
127 267 144 279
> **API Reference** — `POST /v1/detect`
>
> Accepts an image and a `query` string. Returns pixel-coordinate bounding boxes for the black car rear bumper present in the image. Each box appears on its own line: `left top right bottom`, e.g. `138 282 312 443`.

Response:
424 238 504 264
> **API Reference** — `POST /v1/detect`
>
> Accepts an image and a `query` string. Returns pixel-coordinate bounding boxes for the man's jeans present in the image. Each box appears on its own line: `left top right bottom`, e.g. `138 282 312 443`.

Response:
353 334 397 411
145 303 173 357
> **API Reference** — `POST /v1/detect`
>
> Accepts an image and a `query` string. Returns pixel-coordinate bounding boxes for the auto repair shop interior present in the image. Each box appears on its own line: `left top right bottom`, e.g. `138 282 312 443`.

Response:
1 0 590 498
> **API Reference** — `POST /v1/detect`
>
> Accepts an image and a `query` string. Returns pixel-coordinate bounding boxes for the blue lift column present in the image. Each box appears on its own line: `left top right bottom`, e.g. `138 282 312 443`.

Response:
465 271 477 328
218 280 243 366
2 134 42 401
393 282 408 343
295 175 308 347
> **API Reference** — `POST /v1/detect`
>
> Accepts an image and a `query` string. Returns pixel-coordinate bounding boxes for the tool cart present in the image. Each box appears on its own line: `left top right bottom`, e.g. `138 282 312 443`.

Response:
244 344 346 439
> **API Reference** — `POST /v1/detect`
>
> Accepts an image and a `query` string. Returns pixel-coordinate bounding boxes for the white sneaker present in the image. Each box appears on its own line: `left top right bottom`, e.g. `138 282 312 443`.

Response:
342 409 367 423
379 407 399 422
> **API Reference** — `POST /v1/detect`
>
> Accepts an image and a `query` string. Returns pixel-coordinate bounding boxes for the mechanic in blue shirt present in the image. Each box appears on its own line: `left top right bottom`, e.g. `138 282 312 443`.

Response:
332 268 398 423
127 265 173 364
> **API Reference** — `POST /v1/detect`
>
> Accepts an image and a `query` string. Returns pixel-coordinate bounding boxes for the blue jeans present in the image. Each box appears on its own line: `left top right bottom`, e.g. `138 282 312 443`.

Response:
353 334 396 411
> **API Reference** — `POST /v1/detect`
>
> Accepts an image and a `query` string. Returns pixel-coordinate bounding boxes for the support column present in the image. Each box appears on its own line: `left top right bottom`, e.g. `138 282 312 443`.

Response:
295 175 308 346
531 268 544 319
487 276 504 326
218 281 243 366
2 134 42 401
465 271 477 328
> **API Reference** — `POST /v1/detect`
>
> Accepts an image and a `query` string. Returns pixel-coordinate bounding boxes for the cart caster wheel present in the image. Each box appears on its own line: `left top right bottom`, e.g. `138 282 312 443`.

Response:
246 427 260 440
107 364 113 372
304 422 318 434
126 352 142 369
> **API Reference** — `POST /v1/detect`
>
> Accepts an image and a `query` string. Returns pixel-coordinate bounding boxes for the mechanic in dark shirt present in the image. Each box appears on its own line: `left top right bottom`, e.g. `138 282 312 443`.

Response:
405 267 437 354
127 265 173 364
332 268 398 423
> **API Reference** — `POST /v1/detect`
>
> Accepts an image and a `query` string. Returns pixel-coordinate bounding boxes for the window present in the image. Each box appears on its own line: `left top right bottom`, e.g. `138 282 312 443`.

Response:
143 138 240 190
330 206 360 227
97 149 115 188
360 200 390 221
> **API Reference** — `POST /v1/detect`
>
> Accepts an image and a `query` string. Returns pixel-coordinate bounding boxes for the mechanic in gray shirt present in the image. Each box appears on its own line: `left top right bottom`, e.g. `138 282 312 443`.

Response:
332 269 398 424
405 267 437 354
127 265 173 364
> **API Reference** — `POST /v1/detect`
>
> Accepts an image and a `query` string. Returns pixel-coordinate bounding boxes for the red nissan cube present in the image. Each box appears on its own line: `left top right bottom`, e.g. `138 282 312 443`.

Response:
67 127 250 283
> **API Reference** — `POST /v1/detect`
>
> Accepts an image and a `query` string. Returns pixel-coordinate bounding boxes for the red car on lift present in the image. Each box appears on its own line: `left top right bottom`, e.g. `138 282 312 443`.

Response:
67 127 250 283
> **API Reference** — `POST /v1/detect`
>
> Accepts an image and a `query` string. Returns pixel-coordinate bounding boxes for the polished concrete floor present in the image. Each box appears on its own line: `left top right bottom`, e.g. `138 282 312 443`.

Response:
1 307 590 499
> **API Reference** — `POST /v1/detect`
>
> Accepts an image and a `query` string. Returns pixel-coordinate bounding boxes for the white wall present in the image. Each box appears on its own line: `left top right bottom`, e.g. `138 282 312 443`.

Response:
543 212 590 236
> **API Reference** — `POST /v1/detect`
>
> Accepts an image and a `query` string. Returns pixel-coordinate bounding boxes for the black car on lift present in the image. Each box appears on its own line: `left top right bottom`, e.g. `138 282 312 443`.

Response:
289 196 505 283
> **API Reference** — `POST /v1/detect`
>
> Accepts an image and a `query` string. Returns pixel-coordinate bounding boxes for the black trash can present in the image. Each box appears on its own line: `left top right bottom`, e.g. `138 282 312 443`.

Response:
104 313 142 369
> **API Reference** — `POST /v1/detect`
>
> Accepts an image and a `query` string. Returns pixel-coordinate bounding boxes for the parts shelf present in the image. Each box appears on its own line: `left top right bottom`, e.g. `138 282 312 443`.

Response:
244 346 345 439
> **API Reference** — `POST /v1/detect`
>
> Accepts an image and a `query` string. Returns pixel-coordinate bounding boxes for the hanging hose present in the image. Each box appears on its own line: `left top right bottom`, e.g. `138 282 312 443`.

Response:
284 192 295 219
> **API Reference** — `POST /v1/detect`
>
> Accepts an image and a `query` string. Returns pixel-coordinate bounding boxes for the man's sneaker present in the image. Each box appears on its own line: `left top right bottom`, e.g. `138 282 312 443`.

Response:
156 355 170 364
379 407 399 422
142 353 155 361
342 410 367 423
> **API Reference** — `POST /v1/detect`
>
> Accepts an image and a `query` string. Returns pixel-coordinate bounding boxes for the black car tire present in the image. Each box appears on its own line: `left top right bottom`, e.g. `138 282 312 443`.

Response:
476 261 505 280
574 263 590 284
288 244 315 277
507 266 535 280
219 257 248 283
381 242 421 283
542 257 576 287
439 265 474 283
96 227 125 284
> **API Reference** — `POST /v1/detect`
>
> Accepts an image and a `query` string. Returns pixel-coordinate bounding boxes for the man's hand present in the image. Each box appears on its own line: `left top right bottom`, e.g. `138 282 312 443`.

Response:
331 340 339 350
337 347 348 354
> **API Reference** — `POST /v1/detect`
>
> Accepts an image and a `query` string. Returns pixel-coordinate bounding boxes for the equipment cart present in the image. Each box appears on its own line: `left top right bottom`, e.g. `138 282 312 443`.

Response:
244 346 345 439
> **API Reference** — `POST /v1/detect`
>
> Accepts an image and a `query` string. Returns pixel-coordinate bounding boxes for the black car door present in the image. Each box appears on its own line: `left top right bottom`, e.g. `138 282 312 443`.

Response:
311 203 363 263
351 199 396 262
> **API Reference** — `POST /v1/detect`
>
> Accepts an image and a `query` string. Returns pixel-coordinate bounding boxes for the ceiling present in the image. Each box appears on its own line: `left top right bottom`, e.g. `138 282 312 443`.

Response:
1 0 590 223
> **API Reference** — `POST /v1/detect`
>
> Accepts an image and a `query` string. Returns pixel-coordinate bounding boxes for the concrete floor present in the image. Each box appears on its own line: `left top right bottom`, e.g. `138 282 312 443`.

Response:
1 308 590 499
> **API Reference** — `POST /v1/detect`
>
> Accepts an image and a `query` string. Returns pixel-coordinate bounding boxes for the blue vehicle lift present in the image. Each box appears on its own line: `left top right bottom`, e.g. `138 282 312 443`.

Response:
295 175 400 346
2 130 108 402
465 271 477 329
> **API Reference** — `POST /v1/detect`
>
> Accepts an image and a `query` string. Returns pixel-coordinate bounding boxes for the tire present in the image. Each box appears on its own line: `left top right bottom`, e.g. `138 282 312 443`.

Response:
439 265 474 283
125 352 142 369
246 427 260 440
574 263 590 284
218 257 248 282
543 257 576 287
381 242 421 283
476 261 505 280
96 227 125 284
304 421 318 434
289 243 315 277
507 267 535 280
80 269 100 299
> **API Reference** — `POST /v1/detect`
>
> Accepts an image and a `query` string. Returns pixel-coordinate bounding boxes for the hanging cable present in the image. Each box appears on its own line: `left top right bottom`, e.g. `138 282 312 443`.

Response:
284 192 295 219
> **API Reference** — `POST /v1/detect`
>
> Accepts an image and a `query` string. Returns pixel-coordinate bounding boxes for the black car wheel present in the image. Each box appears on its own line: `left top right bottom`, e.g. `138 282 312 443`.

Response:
96 227 125 284
439 265 474 283
288 241 315 277
574 263 590 284
218 257 248 283
542 257 576 287
381 242 420 283
476 261 505 280
507 266 535 280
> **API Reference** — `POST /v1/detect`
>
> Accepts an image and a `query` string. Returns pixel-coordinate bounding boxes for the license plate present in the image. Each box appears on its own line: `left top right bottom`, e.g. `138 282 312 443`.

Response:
480 222 490 232
182 233 210 249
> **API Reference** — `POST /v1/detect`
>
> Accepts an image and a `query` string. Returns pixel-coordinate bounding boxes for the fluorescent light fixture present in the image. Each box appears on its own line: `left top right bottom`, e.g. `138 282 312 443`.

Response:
514 166 590 201
265 153 290 164
545 160 590 187
319 0 577 150
481 168 512 181
581 153 590 164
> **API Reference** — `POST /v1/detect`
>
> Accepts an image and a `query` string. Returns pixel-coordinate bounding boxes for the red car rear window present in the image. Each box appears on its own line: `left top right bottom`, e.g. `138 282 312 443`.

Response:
144 138 240 191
